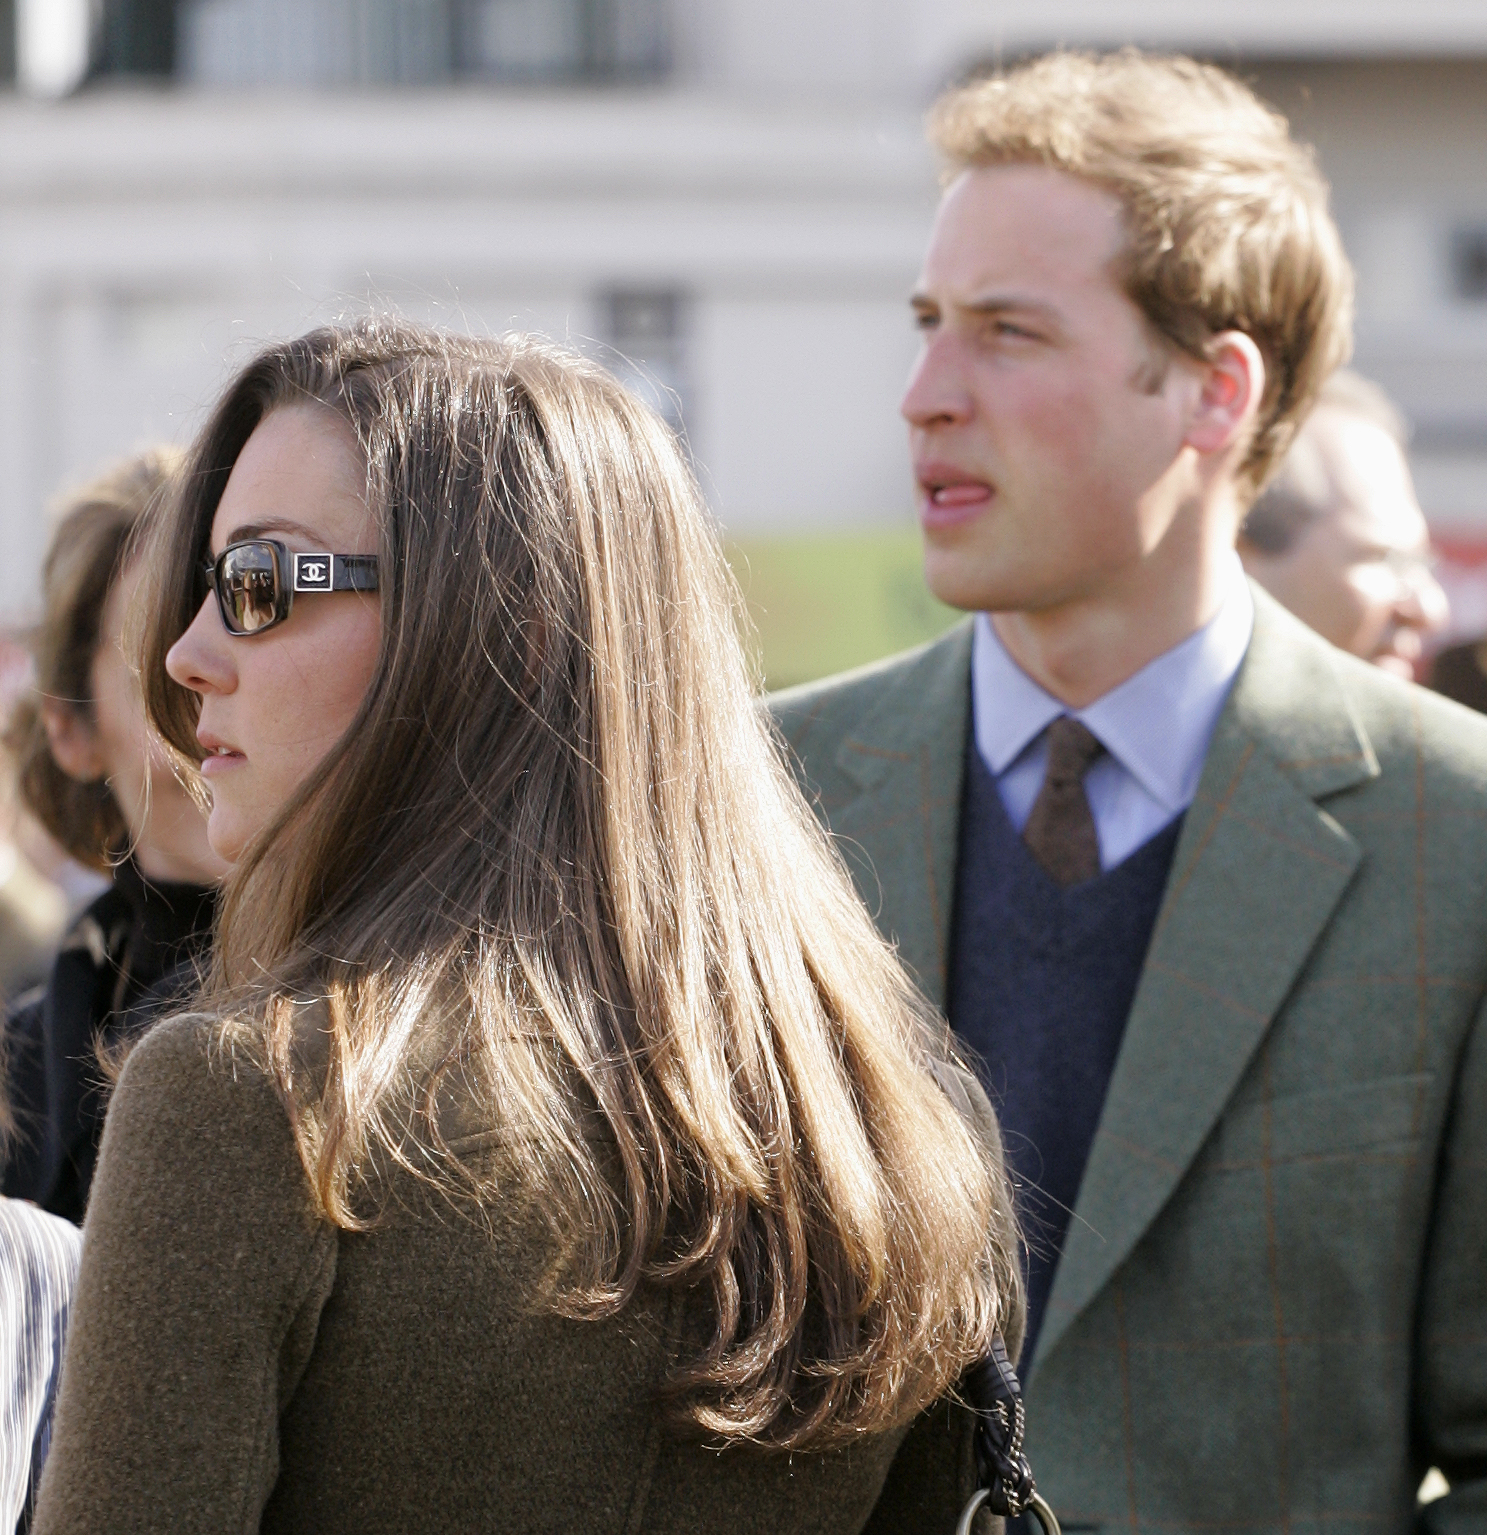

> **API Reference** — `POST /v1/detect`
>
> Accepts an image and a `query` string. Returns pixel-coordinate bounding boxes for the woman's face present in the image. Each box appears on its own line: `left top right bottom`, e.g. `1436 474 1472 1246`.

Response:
45 555 230 885
165 405 382 865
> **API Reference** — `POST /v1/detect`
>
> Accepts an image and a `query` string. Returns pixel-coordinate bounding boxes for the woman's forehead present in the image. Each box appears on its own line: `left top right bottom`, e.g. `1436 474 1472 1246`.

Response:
211 407 372 555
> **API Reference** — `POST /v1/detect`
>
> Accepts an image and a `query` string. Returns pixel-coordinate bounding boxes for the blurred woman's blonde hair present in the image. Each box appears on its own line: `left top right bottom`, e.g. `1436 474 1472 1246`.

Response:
930 48 1355 498
137 318 1019 1449
7 448 181 870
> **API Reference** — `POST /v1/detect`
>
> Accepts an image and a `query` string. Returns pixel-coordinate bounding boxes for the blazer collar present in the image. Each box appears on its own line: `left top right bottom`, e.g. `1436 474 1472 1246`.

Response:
828 620 974 1011
1032 585 1379 1374
972 564 1254 817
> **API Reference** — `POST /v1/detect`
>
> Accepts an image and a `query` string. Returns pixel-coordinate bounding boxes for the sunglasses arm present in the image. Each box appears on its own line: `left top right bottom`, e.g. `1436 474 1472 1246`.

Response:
290 552 380 593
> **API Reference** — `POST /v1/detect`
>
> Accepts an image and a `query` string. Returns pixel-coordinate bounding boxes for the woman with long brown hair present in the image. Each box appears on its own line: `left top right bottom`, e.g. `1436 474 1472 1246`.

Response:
36 319 1019 1533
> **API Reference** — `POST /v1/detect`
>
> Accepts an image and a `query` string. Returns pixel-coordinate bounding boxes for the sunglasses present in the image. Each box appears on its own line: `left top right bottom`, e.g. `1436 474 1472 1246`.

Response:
199 539 379 637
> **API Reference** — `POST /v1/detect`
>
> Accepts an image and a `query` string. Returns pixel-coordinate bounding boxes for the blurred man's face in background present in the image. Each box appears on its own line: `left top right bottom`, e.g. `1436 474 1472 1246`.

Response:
1239 405 1448 678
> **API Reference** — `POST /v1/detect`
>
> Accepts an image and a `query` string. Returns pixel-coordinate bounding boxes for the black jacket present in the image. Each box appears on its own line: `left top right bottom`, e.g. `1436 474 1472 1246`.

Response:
1 862 215 1223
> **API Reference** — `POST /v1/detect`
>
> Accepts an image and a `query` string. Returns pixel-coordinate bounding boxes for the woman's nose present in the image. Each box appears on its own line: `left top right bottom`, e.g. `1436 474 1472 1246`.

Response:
166 595 237 696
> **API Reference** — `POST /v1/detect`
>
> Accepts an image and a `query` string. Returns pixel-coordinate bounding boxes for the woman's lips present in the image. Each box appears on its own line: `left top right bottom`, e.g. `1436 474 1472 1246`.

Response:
199 743 245 778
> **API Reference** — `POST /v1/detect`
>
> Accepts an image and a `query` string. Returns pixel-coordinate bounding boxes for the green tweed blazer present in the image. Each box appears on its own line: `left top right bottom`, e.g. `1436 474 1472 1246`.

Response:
773 586 1487 1533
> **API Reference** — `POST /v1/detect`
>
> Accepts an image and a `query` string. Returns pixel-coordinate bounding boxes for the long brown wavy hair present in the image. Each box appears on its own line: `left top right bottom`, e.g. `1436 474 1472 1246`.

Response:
136 318 1018 1449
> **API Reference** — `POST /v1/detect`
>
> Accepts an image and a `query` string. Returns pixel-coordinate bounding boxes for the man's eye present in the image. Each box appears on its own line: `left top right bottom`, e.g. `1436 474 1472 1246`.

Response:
994 321 1037 340
913 311 939 331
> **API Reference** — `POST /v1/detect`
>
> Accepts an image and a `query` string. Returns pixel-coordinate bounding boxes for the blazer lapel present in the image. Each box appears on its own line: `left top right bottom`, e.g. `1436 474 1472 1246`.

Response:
826 622 974 1011
1033 589 1379 1373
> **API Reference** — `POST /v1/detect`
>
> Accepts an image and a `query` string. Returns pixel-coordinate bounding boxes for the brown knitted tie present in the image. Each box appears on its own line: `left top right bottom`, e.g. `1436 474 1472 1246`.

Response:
1023 717 1107 887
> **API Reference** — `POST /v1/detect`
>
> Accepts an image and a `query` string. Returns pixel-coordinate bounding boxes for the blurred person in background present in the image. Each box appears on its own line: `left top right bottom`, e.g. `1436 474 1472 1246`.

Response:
0 643 69 1007
1430 632 1487 714
1238 370 1448 678
0 791 68 1011
34 321 1020 1533
1 451 227 1225
776 50 1487 1532
0 1086 79 1535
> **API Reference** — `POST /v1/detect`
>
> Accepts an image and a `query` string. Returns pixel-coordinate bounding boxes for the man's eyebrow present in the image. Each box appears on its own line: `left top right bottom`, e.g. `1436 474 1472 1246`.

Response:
955 294 1061 320
908 291 1063 323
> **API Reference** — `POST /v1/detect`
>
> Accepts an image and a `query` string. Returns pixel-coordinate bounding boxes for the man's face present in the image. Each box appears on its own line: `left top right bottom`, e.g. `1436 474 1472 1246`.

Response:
1242 407 1449 678
902 165 1200 615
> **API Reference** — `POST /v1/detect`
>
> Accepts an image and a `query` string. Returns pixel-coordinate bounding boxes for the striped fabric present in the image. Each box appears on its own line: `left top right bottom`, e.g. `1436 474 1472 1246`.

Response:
0 1198 79 1531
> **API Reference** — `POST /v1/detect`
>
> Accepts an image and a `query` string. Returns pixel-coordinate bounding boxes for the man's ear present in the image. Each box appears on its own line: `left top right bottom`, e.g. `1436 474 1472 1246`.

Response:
41 699 106 784
1184 331 1266 459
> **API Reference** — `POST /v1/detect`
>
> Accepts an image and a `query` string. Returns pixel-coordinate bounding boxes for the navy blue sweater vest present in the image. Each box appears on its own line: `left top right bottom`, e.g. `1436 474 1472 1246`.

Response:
948 732 1183 1365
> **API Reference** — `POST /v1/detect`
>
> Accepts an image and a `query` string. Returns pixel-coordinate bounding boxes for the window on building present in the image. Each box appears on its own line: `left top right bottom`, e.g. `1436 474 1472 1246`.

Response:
12 0 174 91
453 0 667 82
176 0 666 86
599 288 689 440
0 1 16 84
1453 228 1487 304
101 0 176 75
178 0 454 86
9 0 670 89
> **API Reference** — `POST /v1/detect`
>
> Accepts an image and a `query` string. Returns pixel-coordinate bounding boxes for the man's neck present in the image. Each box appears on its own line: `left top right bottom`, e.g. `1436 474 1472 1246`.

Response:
990 545 1240 709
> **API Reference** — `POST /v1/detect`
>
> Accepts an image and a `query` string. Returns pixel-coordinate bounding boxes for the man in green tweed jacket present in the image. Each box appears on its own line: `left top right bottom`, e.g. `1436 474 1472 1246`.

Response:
777 52 1487 1533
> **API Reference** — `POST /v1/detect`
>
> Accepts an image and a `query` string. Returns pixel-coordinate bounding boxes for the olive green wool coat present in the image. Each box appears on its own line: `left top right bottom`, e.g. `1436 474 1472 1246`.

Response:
33 1018 991 1534
772 587 1487 1534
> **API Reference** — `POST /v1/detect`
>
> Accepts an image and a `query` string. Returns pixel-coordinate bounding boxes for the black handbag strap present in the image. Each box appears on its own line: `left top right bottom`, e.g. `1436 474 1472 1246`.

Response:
960 1333 1060 1534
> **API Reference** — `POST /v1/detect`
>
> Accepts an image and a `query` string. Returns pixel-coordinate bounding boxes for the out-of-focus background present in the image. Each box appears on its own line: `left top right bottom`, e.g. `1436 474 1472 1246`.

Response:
2 0 1486 687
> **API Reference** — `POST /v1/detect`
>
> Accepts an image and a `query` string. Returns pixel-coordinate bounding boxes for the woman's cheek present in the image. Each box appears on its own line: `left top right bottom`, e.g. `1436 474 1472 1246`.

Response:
320 606 382 736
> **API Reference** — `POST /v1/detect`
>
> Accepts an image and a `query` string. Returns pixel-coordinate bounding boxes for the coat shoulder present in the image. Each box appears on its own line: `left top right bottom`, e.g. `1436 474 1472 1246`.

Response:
1337 650 1487 800
769 623 974 764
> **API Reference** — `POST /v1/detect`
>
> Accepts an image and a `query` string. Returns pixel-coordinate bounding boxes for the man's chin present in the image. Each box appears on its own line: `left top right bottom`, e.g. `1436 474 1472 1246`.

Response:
922 548 1021 615
1371 652 1417 681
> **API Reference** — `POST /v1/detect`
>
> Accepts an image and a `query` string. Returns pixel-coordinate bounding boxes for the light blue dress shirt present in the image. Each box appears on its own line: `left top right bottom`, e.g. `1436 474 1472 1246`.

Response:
971 559 1255 870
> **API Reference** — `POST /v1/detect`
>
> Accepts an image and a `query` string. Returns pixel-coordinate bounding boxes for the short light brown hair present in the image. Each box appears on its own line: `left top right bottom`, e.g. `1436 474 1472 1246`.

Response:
929 49 1355 496
6 448 180 870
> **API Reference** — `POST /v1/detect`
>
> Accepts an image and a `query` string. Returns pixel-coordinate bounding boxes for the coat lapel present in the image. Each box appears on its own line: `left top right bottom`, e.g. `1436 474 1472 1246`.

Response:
1032 589 1379 1373
826 622 973 1011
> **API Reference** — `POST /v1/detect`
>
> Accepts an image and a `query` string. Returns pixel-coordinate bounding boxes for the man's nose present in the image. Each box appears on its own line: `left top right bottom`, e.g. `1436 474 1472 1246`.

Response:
1397 562 1450 639
900 333 974 430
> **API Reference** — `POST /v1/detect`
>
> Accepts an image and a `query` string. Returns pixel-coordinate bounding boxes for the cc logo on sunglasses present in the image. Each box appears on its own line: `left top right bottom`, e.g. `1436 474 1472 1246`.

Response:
295 554 334 591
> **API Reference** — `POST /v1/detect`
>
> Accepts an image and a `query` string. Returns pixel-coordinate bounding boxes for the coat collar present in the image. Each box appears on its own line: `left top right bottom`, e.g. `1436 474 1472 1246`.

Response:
815 588 1381 1381
1031 586 1378 1373
827 620 974 1011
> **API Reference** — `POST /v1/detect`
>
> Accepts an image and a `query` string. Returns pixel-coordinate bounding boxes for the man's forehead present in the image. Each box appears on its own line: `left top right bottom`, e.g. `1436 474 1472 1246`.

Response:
1311 412 1426 546
918 164 1128 300
1313 410 1411 498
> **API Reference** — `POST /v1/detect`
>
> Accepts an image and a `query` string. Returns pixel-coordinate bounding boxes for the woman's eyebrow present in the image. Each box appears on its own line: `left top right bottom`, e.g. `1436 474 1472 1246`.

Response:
223 518 324 545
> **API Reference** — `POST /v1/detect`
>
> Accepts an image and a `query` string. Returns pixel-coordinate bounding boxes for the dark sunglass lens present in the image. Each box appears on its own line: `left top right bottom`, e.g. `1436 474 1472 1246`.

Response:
218 543 280 634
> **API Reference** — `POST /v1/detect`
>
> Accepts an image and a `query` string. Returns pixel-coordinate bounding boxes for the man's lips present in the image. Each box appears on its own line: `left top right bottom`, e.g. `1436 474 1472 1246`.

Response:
915 465 995 527
929 483 992 508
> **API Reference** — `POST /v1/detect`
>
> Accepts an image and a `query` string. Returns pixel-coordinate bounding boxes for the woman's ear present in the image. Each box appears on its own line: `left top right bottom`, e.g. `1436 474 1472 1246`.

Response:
41 698 107 784
1184 331 1266 459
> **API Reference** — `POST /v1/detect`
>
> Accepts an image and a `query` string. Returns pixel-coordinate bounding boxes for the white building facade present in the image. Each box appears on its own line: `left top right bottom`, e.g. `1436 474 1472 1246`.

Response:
1 0 1485 625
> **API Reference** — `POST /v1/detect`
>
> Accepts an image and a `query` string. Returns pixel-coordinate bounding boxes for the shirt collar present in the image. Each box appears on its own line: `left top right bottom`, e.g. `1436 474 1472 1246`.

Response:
972 556 1255 813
